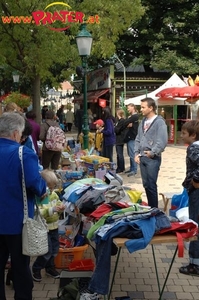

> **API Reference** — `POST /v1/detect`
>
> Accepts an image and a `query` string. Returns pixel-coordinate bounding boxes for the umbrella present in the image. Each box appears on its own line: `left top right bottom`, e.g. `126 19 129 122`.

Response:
176 85 199 99
156 85 199 103
156 87 180 98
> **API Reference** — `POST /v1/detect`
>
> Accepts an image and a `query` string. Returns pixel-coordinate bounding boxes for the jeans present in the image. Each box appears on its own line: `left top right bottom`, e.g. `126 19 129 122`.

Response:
32 229 59 271
188 188 199 265
126 140 137 173
89 211 162 295
116 144 125 172
0 234 33 300
140 155 161 208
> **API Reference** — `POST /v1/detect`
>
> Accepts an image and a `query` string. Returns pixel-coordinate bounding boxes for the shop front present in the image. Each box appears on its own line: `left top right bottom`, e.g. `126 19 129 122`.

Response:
158 104 191 145
73 67 111 121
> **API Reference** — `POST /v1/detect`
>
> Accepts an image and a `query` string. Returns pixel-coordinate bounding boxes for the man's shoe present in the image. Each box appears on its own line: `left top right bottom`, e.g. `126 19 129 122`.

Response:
32 269 42 282
46 268 60 279
124 170 131 174
179 264 199 276
127 171 136 177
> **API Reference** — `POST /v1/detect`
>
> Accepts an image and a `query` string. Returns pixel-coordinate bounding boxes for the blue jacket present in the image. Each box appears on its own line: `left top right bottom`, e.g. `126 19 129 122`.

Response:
0 138 46 234
102 118 116 146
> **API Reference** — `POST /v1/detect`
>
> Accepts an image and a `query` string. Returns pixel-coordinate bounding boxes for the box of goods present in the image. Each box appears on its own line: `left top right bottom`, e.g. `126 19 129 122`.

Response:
61 152 71 167
81 155 109 164
59 270 93 288
54 244 88 269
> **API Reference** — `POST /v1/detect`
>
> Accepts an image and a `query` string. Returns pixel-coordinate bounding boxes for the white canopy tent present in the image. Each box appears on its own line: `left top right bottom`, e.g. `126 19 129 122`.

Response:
124 73 187 106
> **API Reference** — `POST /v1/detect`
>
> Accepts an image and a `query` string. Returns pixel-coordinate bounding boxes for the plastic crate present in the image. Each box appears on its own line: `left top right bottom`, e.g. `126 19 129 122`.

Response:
54 244 88 269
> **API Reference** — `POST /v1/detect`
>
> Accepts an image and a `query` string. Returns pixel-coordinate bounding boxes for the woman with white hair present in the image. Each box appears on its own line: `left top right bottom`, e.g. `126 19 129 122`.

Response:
0 112 46 300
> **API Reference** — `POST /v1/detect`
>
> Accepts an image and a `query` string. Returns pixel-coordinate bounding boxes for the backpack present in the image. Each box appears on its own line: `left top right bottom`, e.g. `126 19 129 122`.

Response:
45 123 66 152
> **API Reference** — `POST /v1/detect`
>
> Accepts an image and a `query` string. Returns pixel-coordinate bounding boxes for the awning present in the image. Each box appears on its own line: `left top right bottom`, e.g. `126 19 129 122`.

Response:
73 88 109 103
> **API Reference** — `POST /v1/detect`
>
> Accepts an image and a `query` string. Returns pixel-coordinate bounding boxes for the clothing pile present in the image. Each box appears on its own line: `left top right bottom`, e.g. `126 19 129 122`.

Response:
86 207 171 295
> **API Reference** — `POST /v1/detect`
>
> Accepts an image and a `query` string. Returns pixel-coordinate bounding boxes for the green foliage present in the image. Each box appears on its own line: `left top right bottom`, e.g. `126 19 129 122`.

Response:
116 0 199 74
3 92 31 109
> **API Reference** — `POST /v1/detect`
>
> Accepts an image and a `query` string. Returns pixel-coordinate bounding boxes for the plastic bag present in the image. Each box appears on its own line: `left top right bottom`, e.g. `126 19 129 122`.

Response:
126 190 142 203
169 188 189 217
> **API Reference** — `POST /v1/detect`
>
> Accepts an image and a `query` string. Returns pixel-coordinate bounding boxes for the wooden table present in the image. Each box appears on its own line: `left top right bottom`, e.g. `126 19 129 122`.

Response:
107 234 197 300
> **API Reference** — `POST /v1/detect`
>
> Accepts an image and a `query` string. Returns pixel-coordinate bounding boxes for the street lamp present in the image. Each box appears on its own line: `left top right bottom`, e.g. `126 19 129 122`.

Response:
12 71 20 91
76 23 93 149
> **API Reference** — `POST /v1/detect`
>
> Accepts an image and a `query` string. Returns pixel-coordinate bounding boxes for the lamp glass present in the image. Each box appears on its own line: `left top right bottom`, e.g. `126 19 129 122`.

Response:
13 74 19 83
76 24 93 56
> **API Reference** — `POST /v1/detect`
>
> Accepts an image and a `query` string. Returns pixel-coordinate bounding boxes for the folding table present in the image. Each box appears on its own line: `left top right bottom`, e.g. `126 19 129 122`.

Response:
107 234 197 300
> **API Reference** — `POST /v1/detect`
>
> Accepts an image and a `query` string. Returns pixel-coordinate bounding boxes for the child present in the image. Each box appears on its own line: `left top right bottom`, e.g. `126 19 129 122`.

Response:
93 119 104 156
179 120 199 276
32 169 65 282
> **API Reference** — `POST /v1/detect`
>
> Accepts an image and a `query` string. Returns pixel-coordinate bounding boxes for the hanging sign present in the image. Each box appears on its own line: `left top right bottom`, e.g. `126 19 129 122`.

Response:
99 99 106 108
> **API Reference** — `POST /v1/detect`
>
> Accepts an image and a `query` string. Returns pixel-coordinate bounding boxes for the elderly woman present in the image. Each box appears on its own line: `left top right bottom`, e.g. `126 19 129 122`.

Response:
0 112 46 300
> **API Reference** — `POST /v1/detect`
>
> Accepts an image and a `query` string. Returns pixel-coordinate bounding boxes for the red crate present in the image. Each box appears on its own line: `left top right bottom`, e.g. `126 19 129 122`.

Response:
68 259 95 271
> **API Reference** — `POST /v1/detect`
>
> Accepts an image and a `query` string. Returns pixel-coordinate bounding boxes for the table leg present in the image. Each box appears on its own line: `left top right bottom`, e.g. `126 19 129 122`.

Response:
151 244 178 300
108 247 122 300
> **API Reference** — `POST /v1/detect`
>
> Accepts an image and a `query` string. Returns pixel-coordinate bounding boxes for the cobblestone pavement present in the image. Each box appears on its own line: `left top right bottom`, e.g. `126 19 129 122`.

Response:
6 134 199 300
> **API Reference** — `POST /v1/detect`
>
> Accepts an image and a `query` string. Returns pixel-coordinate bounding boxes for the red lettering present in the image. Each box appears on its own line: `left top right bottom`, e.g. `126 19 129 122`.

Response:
2 16 11 23
31 10 87 27
32 11 45 25
87 16 95 24
67 11 77 23
32 11 53 25
51 11 63 23
75 12 84 23
59 10 70 23
95 15 100 24
42 12 53 25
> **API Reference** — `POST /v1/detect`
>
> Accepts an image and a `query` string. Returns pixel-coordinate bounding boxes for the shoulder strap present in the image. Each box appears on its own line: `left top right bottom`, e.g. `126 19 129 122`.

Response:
19 146 28 223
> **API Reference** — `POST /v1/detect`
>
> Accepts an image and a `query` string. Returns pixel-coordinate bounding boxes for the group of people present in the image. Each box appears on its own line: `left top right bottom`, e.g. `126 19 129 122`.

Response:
42 104 75 132
0 104 70 300
94 98 168 210
1 96 199 300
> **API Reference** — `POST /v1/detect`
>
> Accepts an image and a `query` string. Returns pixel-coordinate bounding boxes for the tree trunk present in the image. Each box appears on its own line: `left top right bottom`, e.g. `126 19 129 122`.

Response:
32 75 41 124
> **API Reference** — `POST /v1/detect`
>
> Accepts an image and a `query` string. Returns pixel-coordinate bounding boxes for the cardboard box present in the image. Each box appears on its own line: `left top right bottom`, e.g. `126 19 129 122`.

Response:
81 155 109 164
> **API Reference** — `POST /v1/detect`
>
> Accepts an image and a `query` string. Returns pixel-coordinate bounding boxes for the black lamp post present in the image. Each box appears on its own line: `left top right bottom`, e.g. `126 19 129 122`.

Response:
76 23 92 149
12 71 20 91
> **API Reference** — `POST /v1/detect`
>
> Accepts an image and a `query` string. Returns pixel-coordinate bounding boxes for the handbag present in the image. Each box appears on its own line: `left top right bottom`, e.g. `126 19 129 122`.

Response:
19 146 49 256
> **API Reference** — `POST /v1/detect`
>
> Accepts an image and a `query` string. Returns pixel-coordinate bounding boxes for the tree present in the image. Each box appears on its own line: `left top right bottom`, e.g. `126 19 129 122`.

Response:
0 0 144 122
116 0 199 75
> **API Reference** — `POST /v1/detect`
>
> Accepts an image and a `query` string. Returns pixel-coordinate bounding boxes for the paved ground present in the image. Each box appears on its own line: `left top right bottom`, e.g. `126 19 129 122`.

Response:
5 131 199 300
